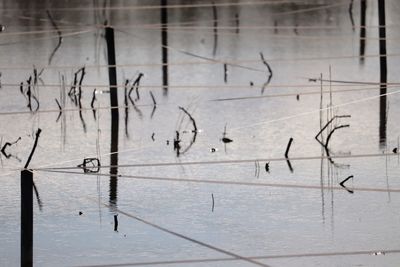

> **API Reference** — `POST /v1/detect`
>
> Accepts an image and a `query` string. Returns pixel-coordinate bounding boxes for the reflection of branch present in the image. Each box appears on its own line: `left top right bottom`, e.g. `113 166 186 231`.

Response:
259 52 273 94
348 0 355 31
150 91 157 119
284 138 294 173
178 107 198 155
46 10 63 65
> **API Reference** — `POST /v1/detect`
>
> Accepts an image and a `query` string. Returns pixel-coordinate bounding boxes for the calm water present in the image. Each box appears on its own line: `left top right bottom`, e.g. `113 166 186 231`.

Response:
0 0 400 266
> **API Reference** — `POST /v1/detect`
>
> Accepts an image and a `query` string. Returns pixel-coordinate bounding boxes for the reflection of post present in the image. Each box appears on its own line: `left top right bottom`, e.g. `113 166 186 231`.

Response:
161 0 168 95
359 0 367 63
21 170 33 267
378 0 387 148
105 26 119 206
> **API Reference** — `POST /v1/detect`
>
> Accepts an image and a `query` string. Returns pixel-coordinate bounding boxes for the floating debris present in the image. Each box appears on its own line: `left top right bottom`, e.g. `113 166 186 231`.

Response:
1 137 21 159
250 81 254 86
210 148 217 153
79 211 83 216
393 147 398 154
221 124 233 143
151 133 155 141
372 251 386 256
77 157 101 173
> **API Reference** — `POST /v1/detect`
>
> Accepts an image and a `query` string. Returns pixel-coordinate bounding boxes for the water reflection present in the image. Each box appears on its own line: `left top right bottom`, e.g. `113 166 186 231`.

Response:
161 0 168 95
359 0 367 64
378 0 387 149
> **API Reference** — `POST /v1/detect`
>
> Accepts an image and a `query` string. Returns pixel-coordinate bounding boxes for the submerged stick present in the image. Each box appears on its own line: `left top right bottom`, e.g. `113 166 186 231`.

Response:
55 98 62 122
46 10 63 65
150 90 157 119
211 193 215 212
284 138 293 158
340 175 354 194
114 214 118 232
223 63 228 83
285 138 294 172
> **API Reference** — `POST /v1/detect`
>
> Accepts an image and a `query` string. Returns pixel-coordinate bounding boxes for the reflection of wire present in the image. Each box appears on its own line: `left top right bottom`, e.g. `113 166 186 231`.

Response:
36 168 400 194
34 152 397 171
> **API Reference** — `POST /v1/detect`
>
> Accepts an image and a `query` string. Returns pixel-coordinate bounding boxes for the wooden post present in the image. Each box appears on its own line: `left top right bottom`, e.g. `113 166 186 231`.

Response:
378 0 387 148
105 25 119 206
21 170 33 267
161 0 168 94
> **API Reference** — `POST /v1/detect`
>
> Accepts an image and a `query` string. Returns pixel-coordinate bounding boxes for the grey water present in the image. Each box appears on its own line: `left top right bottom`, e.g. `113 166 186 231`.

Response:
0 0 400 266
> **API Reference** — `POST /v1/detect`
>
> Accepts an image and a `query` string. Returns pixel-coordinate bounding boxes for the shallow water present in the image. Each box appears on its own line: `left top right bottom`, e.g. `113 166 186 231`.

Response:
0 0 400 266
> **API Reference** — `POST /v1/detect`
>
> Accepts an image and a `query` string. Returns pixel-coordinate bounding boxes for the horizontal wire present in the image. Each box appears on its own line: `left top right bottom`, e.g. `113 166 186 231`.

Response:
0 0 345 12
4 25 399 41
1 82 398 90
76 248 400 267
36 168 400 193
0 85 398 117
0 28 94 46
0 52 398 70
230 88 400 131
34 152 397 171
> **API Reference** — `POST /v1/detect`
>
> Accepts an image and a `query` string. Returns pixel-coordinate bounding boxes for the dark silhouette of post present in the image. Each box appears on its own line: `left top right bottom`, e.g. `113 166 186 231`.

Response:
378 0 387 148
161 0 168 95
105 25 119 207
359 0 367 63
21 170 33 267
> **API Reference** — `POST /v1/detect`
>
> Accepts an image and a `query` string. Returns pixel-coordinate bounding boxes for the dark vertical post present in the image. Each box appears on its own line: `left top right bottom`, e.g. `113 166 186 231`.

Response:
378 0 387 148
21 170 33 267
161 0 168 95
105 26 119 207
359 0 367 63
